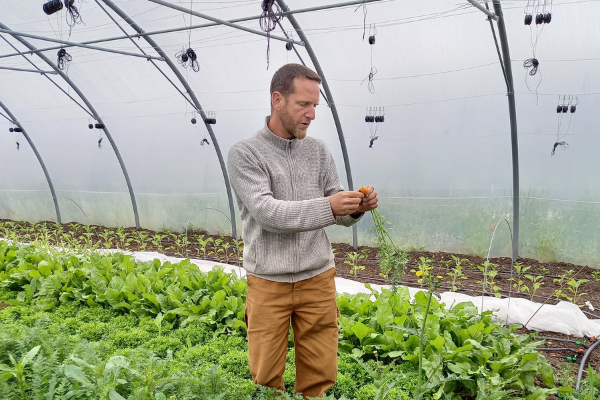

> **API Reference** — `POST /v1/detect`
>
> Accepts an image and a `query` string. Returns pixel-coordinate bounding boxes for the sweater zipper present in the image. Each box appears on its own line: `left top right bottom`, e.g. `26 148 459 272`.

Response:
286 141 300 277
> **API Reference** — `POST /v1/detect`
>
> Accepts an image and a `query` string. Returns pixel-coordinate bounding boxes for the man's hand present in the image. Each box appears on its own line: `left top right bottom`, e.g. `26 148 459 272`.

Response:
329 191 364 216
356 186 378 213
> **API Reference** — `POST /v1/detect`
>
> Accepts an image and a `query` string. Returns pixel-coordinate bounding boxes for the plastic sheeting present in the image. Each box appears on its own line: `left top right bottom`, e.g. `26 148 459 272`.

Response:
131 251 600 337
1 1 599 266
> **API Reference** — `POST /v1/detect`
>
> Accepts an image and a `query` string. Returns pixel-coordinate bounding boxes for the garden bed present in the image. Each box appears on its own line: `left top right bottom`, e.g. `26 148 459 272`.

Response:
2 219 600 398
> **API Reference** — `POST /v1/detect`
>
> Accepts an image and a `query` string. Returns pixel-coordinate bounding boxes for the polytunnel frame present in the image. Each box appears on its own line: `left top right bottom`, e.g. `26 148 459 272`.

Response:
0 22 141 229
0 100 61 223
99 0 238 238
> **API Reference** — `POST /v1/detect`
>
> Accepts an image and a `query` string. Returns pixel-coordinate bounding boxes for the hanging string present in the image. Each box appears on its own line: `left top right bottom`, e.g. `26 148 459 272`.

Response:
9 125 21 151
64 0 83 28
354 0 368 40
174 0 199 73
365 107 384 148
361 24 377 94
552 95 577 156
259 0 284 69
57 48 72 71
176 47 200 72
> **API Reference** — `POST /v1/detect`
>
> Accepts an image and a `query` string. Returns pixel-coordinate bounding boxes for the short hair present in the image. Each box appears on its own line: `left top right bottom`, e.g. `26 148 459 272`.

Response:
270 63 322 98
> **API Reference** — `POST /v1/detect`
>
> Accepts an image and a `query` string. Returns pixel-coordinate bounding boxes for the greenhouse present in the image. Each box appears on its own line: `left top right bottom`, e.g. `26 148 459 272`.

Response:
1 0 600 399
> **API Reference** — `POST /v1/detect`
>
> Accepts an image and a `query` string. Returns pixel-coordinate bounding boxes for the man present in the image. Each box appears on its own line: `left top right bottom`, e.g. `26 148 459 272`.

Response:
227 63 378 399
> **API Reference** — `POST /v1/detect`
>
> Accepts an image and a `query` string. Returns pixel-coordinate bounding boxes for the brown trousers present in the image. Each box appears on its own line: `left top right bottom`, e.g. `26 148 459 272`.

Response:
245 268 339 399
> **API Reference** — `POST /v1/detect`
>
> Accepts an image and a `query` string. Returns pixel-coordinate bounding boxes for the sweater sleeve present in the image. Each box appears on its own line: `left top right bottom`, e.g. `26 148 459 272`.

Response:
228 143 337 234
322 147 364 227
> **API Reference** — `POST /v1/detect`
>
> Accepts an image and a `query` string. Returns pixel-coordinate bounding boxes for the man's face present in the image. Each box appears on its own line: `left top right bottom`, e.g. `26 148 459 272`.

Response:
278 77 320 140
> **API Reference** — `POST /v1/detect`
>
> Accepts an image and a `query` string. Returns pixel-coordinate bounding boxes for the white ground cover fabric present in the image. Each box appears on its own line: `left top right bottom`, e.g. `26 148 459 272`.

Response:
3 238 599 337
131 251 600 338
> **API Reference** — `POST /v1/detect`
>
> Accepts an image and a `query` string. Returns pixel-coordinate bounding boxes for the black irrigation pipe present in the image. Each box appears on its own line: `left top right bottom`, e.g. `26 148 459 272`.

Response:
535 336 587 345
539 348 585 353
576 339 600 391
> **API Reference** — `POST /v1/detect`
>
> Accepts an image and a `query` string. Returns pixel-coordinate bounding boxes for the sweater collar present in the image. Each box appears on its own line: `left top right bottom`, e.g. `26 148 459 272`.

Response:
259 116 301 151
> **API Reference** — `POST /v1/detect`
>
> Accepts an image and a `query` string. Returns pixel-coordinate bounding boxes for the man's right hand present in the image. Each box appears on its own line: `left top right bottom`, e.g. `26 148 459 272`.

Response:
329 191 364 216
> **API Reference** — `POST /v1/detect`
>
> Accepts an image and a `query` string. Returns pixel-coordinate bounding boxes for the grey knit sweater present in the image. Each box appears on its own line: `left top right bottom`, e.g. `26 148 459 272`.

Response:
227 118 362 283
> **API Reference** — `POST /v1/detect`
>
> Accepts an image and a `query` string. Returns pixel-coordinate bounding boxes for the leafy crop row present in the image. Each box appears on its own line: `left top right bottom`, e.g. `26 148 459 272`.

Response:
0 240 560 398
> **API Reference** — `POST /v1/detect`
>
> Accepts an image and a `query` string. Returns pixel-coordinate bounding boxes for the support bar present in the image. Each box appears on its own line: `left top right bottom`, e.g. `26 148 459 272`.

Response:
0 0 385 60
492 0 519 261
0 65 57 74
0 111 15 123
100 0 238 238
0 100 61 223
467 0 499 21
0 28 165 61
146 0 304 46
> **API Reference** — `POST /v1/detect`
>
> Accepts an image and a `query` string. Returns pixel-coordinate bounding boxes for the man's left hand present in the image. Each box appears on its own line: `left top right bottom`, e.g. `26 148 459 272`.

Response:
356 186 378 213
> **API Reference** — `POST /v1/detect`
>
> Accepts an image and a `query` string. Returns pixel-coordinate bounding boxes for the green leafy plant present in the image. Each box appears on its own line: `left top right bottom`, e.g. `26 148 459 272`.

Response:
510 262 531 292
553 269 576 287
445 256 468 291
477 262 502 298
197 235 214 259
0 345 41 399
523 274 545 301
566 278 589 306
369 209 408 289
345 251 366 277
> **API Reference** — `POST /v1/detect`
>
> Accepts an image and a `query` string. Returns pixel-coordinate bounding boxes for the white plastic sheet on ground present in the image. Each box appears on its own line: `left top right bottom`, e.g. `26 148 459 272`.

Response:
129 251 600 338
3 239 599 338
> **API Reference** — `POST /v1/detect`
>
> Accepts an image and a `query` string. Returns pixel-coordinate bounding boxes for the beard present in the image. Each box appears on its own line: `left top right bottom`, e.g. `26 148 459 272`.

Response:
280 102 307 140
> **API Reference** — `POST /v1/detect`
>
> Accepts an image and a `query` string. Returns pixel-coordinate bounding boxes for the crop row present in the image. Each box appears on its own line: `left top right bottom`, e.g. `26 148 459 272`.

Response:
0 239 564 399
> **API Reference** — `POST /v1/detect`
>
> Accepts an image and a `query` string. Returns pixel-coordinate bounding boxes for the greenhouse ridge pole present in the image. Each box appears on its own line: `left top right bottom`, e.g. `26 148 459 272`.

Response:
275 0 358 249
100 0 238 238
492 0 520 261
0 22 140 229
0 0 384 61
146 0 303 46
0 100 61 223
0 65 57 75
0 28 165 61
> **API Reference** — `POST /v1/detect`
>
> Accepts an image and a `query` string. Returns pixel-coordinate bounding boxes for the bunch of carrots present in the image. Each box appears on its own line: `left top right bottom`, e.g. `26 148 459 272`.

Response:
358 186 394 250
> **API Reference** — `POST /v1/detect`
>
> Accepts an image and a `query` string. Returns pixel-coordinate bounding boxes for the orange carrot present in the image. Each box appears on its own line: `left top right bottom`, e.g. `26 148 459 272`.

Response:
359 186 369 196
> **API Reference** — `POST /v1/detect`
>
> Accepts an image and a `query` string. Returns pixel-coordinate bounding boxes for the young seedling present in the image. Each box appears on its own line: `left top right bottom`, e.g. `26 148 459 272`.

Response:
553 269 575 286
524 274 545 301
566 278 589 306
446 263 467 292
477 262 501 298
233 238 244 262
197 235 213 259
344 251 366 277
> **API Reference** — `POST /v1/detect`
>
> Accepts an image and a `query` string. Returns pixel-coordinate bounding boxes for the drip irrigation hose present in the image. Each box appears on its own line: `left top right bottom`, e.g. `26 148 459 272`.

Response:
534 336 588 345
583 311 600 319
576 339 600 391
539 348 584 353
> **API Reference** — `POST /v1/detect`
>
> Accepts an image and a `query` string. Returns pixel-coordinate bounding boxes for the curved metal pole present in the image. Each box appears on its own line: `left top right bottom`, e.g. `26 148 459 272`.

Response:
0 100 61 223
275 0 358 248
492 1 519 262
0 22 140 228
100 0 237 238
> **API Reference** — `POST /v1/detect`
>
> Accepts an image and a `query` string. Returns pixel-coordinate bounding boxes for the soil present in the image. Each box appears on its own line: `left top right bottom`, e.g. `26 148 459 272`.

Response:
2 219 600 393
